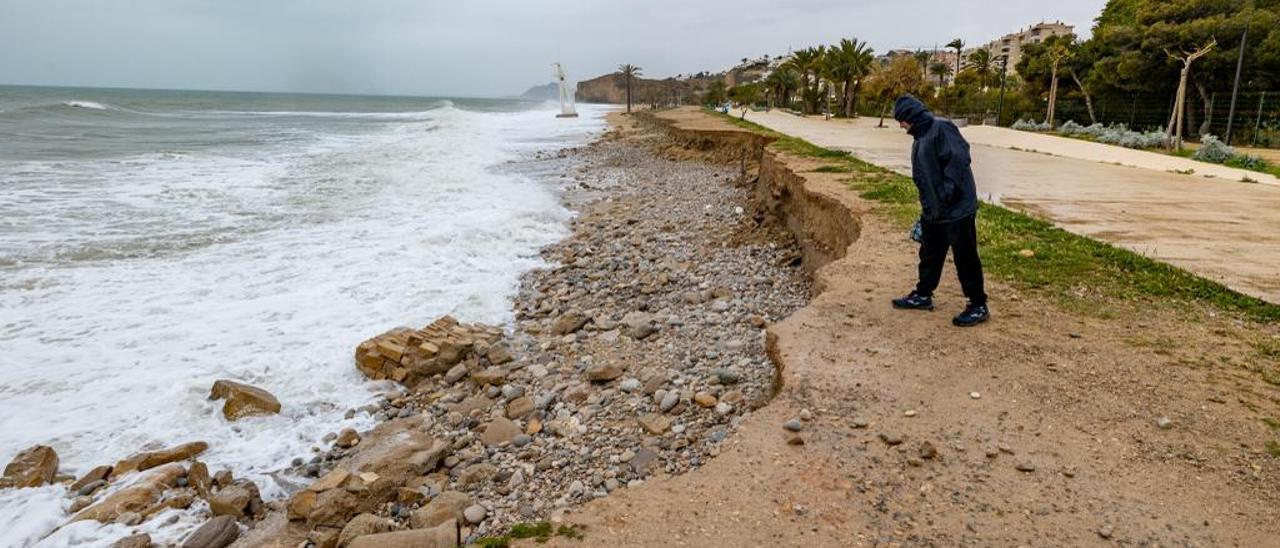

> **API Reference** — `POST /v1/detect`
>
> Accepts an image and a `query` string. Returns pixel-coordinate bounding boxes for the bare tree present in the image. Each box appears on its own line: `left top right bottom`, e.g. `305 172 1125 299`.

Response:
1163 39 1216 150
1045 44 1072 127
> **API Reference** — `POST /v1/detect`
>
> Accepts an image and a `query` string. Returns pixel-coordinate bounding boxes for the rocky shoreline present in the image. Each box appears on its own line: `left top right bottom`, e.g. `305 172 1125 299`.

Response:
1 112 811 548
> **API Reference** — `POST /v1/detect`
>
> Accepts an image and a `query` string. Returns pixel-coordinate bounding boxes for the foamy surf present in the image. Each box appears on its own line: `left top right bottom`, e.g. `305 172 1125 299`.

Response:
62 100 111 110
0 87 610 547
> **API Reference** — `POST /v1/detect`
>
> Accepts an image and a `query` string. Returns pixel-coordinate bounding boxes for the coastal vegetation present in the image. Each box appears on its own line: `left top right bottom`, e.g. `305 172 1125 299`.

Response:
703 0 1280 152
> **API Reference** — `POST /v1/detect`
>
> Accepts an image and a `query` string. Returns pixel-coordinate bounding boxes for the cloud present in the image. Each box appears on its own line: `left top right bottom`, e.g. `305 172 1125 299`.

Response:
0 0 1107 96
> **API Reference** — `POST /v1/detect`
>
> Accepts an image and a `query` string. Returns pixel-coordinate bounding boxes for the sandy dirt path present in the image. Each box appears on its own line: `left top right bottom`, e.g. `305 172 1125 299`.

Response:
529 110 1280 547
745 111 1280 304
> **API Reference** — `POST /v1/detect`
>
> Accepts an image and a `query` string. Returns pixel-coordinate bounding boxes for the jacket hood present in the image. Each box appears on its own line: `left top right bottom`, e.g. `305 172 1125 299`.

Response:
893 95 934 137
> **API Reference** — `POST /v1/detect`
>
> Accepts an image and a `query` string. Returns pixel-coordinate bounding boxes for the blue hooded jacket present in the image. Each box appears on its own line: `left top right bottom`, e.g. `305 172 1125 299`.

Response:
893 95 978 224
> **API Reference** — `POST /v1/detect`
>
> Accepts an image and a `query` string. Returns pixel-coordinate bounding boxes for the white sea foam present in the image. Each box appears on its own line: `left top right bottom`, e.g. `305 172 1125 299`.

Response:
0 101 610 547
61 100 111 110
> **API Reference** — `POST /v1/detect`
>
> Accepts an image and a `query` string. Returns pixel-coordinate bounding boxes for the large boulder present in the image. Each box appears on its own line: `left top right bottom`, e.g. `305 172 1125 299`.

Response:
73 463 184 523
409 491 471 529
208 380 281 420
354 316 503 385
112 441 208 478
1 445 59 488
187 461 212 497
337 513 394 548
207 479 262 518
307 488 358 528
180 515 240 548
346 520 456 548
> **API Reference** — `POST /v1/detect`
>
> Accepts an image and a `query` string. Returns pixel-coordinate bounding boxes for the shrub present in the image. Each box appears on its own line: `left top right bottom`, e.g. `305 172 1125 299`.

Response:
1224 154 1270 172
1012 119 1051 132
1192 135 1235 163
1091 124 1167 149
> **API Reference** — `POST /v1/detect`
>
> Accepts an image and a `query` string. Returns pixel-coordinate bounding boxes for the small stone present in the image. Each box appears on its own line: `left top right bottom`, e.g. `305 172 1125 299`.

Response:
1015 461 1036 472
799 409 813 421
637 414 673 435
919 441 938 460
904 409 917 417
69 465 112 494
116 511 143 526
1018 249 1035 258
785 433 805 446
586 364 624 382
783 419 803 432
693 392 717 408
630 448 659 476
505 396 535 419
76 479 108 497
1156 417 1173 430
463 504 487 524
482 417 521 446
619 379 642 393
714 368 741 385
852 417 869 428
69 496 94 513
550 313 589 335
878 432 903 446
659 392 679 413
334 428 360 448
1097 525 1114 539
970 392 981 399
444 364 468 384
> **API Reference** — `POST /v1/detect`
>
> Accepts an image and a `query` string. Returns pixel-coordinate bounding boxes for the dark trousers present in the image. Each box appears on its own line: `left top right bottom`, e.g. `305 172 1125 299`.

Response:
916 214 987 305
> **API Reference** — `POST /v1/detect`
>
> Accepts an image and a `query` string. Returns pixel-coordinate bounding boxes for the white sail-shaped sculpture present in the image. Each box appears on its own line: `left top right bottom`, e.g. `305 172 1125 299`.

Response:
553 62 579 118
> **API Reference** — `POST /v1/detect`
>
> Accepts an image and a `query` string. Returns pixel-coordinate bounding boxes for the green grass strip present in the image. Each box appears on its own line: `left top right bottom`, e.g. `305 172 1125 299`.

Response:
712 111 1280 322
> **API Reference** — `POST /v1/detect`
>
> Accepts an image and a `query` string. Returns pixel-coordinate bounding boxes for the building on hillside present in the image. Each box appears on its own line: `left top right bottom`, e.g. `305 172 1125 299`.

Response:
969 21 1074 73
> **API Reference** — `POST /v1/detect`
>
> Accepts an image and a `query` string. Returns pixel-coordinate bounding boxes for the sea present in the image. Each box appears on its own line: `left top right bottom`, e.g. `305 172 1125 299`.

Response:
0 85 609 547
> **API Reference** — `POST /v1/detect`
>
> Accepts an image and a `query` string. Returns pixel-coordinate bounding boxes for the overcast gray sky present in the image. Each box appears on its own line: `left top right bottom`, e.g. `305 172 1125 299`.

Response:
0 0 1107 97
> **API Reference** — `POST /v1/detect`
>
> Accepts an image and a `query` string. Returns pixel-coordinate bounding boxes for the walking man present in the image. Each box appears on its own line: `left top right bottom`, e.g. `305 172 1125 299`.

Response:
889 95 989 327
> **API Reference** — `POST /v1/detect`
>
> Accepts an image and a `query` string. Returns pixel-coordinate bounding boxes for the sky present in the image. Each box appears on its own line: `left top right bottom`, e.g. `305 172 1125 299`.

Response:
0 0 1109 97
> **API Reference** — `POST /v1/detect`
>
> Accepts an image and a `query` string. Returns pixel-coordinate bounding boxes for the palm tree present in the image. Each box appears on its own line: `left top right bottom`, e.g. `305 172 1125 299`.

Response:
967 49 993 89
913 50 932 81
827 38 875 117
764 66 798 110
787 47 827 114
929 61 952 88
617 64 642 113
946 39 965 84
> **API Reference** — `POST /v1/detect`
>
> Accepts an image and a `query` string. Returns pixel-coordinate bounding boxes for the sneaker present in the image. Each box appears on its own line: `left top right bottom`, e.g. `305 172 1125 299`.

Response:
952 303 990 327
891 291 934 311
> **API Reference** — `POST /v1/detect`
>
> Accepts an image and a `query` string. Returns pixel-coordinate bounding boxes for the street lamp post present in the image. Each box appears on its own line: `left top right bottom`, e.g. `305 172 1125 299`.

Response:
995 55 1010 126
